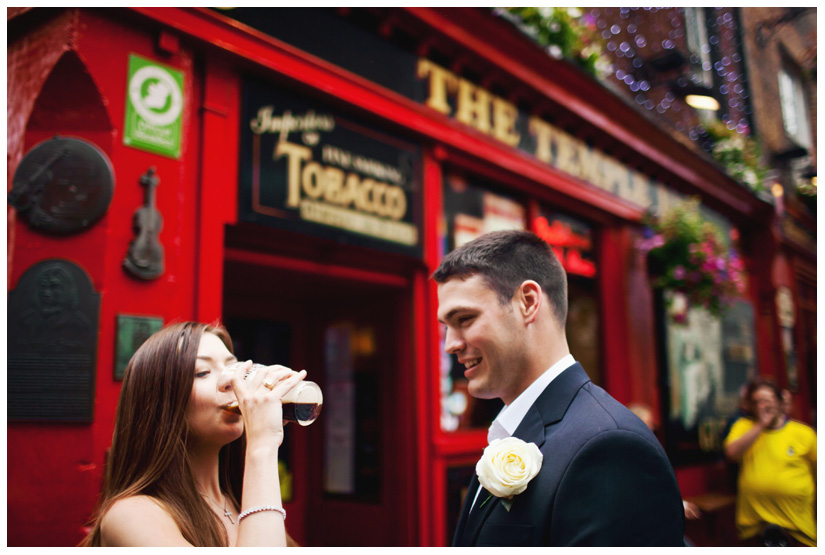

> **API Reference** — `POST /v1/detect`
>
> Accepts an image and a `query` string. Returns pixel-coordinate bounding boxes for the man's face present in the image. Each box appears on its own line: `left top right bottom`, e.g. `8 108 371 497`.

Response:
38 270 68 311
751 386 782 426
437 274 528 405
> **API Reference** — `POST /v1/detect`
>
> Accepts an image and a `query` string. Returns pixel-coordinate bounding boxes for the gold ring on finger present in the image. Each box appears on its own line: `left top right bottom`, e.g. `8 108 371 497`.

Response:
263 378 276 390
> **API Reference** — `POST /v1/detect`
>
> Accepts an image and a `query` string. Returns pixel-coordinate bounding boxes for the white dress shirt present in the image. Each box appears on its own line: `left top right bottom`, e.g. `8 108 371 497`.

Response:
471 354 577 511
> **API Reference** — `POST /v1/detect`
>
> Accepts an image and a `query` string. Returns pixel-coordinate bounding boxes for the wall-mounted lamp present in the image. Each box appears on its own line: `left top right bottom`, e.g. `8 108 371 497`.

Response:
774 144 808 161
640 51 721 114
771 183 784 198
645 50 688 74
685 94 720 112
797 167 817 196
672 82 721 112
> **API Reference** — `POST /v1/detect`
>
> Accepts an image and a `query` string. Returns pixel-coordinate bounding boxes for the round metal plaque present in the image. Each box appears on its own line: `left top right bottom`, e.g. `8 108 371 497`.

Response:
8 136 115 235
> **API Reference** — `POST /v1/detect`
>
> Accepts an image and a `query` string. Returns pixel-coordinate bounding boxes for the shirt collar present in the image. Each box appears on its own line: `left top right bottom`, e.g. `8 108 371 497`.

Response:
487 354 576 444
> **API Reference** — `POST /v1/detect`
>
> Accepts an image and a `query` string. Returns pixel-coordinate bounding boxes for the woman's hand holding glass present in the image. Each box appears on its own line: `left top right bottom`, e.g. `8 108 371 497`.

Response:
221 361 307 447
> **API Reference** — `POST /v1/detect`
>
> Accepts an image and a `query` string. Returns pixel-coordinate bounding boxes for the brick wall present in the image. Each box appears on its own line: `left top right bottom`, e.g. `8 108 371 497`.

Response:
740 7 817 162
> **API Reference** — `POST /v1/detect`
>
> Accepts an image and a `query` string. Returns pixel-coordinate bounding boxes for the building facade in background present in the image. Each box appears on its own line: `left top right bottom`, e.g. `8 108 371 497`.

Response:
6 7 815 546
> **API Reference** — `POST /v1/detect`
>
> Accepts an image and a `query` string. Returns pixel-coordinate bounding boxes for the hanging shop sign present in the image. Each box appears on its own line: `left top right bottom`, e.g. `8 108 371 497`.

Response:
123 54 184 159
239 79 422 258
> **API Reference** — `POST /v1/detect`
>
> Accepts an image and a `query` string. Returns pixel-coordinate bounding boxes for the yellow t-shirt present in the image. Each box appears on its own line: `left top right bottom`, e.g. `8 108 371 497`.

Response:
724 417 817 546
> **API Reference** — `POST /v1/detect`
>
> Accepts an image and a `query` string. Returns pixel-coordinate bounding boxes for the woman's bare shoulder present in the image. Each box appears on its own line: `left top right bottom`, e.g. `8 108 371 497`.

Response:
101 495 191 547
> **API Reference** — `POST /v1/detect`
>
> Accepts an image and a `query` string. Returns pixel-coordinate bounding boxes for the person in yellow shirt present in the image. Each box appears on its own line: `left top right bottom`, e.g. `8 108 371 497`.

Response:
724 379 816 546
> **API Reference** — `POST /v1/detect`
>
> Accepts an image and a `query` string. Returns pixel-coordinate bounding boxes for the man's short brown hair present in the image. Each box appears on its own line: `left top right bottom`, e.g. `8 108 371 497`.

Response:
431 229 568 327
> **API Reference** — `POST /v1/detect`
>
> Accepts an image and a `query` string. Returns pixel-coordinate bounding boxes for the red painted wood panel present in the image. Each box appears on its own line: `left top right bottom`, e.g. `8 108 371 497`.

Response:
7 10 204 546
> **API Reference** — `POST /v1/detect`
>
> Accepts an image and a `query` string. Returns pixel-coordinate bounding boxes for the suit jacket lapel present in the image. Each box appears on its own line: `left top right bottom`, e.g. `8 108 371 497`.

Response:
512 362 590 442
512 404 546 448
452 475 478 545
453 474 502 546
462 483 499 546
455 364 591 546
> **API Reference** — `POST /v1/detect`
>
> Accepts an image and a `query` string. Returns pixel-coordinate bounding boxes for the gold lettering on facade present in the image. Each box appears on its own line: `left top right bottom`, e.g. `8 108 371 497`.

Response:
301 161 326 200
322 166 345 204
601 157 627 195
275 141 312 207
275 140 407 221
555 131 585 177
417 58 681 212
492 97 521 147
629 170 653 208
578 145 607 190
417 58 520 145
456 79 492 133
416 59 458 115
251 107 335 141
528 116 554 164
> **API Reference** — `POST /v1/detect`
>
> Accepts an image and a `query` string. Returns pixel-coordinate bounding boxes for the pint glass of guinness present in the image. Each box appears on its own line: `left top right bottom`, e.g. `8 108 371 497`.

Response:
221 362 323 426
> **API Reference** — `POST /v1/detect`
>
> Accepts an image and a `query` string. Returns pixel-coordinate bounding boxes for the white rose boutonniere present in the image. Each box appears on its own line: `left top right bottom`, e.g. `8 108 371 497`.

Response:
476 437 543 511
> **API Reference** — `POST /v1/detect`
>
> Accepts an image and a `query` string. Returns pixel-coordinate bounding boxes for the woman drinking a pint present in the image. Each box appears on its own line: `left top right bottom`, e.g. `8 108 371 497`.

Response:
80 321 305 546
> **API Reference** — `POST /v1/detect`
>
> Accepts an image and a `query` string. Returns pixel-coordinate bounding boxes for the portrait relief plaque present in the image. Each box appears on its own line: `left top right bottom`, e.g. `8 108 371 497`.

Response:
7 136 115 235
8 259 100 421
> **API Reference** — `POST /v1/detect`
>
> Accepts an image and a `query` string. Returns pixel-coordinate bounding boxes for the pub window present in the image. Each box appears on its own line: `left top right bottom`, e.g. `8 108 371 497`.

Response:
778 62 812 148
684 7 713 89
533 208 601 387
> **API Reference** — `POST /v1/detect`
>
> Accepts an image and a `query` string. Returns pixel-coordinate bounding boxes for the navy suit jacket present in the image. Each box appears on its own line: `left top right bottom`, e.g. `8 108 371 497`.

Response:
452 364 685 546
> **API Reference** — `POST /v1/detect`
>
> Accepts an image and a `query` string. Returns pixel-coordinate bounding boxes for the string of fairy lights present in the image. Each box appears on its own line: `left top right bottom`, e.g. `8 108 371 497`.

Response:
585 7 753 147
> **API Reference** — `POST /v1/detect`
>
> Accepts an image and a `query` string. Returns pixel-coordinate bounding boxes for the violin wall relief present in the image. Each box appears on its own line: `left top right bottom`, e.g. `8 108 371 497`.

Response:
7 135 115 235
123 167 165 280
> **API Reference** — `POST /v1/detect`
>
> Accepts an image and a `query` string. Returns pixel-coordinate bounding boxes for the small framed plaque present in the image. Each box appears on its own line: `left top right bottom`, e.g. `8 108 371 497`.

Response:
115 314 163 379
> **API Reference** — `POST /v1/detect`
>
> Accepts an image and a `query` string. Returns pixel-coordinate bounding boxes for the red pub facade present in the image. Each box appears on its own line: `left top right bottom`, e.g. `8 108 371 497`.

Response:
7 7 813 547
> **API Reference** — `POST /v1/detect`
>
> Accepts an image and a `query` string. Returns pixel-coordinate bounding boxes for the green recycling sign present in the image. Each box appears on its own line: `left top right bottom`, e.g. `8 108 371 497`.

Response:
123 54 184 158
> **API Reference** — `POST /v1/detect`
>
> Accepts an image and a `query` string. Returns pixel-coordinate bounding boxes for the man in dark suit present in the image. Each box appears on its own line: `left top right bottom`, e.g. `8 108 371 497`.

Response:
433 230 684 546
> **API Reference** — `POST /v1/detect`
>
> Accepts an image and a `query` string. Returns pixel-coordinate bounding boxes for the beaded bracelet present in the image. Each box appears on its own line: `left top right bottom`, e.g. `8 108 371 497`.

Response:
238 505 286 522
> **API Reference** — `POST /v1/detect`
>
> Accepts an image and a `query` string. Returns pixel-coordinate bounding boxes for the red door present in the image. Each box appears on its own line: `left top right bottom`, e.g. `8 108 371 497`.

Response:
222 249 416 546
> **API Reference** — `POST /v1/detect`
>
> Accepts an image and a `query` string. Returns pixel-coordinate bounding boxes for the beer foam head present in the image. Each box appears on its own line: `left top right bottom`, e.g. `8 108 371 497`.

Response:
292 381 322 405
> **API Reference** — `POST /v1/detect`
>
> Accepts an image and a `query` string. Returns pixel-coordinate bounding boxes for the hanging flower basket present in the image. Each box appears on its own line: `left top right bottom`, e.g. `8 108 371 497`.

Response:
493 7 607 78
638 197 747 322
702 121 767 194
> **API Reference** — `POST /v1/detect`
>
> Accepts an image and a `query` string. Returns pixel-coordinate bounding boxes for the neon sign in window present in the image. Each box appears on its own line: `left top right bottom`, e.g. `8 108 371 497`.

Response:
533 215 596 278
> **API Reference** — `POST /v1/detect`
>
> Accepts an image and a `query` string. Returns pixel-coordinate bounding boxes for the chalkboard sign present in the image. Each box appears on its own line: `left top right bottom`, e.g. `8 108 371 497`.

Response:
8 259 100 421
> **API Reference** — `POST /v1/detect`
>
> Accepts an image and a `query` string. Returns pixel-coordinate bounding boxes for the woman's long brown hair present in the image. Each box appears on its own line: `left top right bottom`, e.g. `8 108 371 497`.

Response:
80 321 245 546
